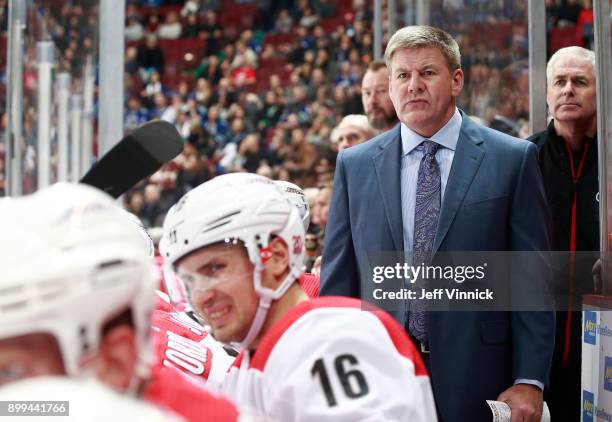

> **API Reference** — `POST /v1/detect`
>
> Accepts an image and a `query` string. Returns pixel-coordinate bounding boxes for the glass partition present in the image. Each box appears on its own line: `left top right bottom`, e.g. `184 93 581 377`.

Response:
3 0 99 195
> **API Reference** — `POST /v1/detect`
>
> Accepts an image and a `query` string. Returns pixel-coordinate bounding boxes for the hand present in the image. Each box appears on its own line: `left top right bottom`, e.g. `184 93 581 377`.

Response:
311 256 322 277
593 259 602 294
497 384 543 422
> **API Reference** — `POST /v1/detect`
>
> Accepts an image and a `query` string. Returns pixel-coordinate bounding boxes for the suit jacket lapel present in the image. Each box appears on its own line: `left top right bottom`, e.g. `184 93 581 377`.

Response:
372 126 403 251
434 115 485 251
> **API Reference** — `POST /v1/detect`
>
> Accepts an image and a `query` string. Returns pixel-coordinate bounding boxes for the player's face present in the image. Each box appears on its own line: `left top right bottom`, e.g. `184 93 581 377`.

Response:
0 333 65 386
177 242 259 344
389 47 463 138
361 68 397 130
547 55 596 125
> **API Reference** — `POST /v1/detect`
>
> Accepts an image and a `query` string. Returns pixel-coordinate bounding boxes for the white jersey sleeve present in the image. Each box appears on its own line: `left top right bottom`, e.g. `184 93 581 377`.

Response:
257 307 437 421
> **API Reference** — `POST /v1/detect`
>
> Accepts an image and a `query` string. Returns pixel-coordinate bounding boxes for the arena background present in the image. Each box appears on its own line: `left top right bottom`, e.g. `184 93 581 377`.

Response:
1 1 612 420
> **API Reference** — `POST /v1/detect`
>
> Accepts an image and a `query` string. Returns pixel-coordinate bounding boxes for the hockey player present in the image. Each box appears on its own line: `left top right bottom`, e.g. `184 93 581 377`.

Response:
160 173 437 421
274 180 319 298
151 290 236 388
152 232 237 388
0 183 239 421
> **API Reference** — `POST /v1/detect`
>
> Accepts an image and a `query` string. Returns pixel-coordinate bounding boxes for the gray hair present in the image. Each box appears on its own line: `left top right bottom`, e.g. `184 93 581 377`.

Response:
384 25 461 71
546 46 596 81
330 114 376 143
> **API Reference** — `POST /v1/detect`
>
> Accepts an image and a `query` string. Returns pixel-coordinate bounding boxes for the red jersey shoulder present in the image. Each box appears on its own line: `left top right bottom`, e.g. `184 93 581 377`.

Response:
155 291 175 314
145 366 238 422
151 310 214 380
298 272 320 298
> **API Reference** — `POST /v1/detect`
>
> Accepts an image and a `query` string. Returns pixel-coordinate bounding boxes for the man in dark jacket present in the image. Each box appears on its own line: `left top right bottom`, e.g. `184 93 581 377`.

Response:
528 46 598 422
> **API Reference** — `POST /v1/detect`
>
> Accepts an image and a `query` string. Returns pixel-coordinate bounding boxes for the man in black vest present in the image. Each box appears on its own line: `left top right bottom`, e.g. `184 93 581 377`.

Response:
528 46 598 422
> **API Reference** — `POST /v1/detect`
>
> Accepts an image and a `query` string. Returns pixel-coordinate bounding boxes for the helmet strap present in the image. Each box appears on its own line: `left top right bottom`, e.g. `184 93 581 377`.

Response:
232 264 272 351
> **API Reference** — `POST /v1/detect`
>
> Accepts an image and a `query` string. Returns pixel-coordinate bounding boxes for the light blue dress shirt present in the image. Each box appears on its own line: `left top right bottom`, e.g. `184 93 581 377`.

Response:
399 107 544 391
400 108 460 252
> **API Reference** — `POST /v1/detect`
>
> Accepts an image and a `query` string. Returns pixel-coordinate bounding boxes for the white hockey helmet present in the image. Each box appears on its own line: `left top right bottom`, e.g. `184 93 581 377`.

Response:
274 180 310 231
160 173 305 349
0 183 157 381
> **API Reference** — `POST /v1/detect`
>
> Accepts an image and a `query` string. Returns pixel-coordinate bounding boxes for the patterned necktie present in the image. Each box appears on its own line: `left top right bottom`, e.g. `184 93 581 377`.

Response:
408 140 441 343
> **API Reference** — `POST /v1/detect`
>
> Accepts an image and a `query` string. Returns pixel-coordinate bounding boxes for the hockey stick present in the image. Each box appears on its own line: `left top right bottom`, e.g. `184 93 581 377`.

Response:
80 120 183 198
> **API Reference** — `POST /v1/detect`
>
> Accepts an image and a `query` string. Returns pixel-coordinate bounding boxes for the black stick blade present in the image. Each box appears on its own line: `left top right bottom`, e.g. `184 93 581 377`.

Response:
80 120 183 198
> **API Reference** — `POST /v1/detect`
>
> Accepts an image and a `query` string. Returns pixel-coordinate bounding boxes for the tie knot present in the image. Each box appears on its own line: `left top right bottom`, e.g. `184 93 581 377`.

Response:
422 140 439 156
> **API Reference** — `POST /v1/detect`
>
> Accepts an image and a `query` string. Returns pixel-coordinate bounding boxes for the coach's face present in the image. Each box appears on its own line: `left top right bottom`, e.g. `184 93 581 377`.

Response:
389 47 463 138
547 55 596 125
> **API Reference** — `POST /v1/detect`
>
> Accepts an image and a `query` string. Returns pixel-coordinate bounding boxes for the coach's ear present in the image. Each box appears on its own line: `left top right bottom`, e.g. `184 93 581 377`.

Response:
262 236 291 289
96 325 137 392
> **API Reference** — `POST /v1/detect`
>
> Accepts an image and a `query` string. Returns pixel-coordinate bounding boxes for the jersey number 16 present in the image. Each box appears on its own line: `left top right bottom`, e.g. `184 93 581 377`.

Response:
311 354 370 407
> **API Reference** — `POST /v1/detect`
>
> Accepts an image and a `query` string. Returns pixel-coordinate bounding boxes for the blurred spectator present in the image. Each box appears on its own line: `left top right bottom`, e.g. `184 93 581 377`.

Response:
275 9 294 33
231 40 258 69
195 55 223 85
335 61 358 88
146 13 160 33
200 0 220 11
125 46 140 76
203 104 228 144
141 70 164 101
194 78 213 106
200 10 221 54
256 162 274 178
137 34 165 76
330 114 376 152
125 16 144 42
141 183 162 227
158 11 182 39
304 187 320 230
225 117 248 146
343 83 364 115
556 0 581 27
299 6 319 29
238 133 267 173
546 0 559 31
149 92 168 119
176 140 212 191
182 14 200 38
260 90 284 130
489 99 521 137
127 190 145 217
181 0 201 17
312 0 336 18
124 97 149 132
284 127 317 186
576 0 594 49
315 183 332 238
0 0 6 33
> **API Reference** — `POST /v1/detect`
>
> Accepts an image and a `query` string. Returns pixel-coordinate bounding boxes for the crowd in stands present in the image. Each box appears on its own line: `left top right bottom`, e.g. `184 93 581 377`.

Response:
121 0 366 239
0 0 597 235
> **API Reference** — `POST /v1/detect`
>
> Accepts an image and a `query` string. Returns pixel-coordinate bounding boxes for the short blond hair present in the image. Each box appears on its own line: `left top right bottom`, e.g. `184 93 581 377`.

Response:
384 25 461 72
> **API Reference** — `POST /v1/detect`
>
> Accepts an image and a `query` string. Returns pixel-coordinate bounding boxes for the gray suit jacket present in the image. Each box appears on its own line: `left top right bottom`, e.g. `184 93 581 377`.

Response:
320 111 555 421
